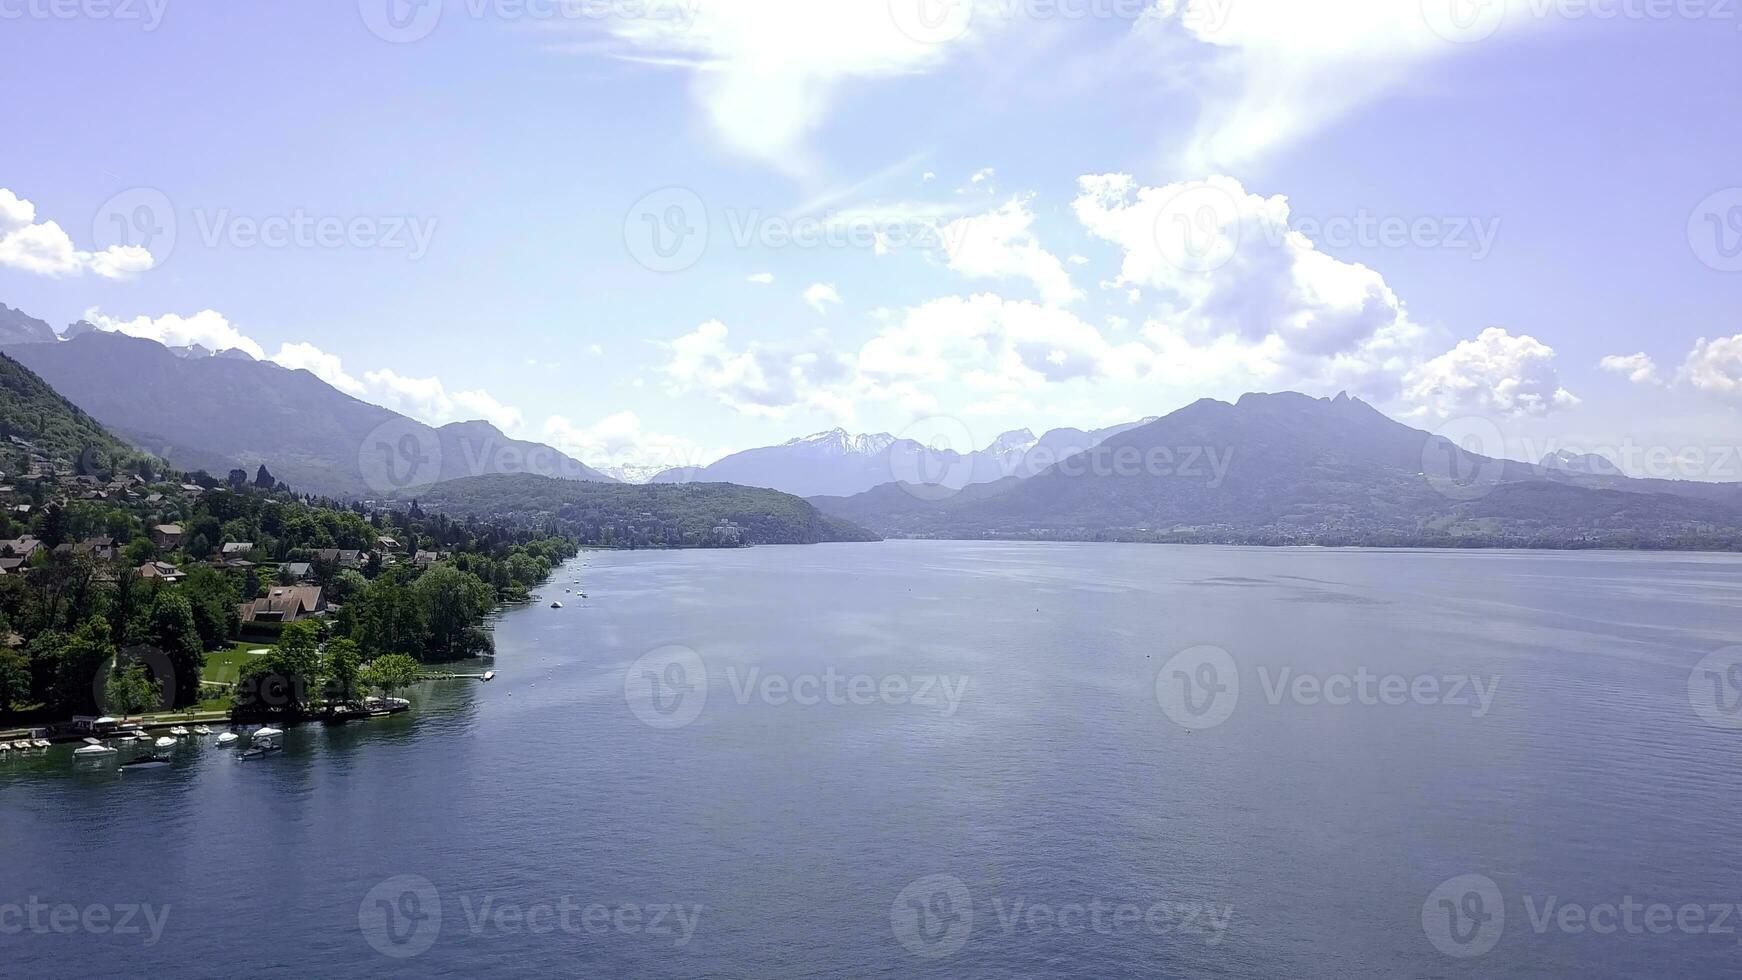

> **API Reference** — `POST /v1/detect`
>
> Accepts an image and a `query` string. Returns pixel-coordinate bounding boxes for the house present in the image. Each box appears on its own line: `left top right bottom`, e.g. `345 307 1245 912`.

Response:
0 536 42 560
138 561 185 583
0 558 26 575
151 524 184 549
239 585 326 624
412 550 442 567
220 541 255 556
280 561 313 581
314 548 365 569
376 535 403 553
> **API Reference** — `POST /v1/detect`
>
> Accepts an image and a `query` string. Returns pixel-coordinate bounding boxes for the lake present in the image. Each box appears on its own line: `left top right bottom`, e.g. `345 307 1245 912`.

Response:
3 541 1740 978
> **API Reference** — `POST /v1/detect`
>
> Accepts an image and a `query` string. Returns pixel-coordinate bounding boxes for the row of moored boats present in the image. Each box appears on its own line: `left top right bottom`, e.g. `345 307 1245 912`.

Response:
65 725 285 768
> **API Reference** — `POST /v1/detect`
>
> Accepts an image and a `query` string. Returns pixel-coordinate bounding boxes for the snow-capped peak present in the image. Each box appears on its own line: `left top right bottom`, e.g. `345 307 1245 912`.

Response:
986 428 1038 456
784 428 897 456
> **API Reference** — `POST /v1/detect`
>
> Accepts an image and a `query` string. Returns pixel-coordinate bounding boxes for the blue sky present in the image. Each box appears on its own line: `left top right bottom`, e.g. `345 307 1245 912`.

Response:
2 0 1741 479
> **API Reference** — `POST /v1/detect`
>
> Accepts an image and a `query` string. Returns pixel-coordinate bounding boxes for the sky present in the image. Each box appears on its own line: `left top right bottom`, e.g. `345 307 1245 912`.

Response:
2 0 1741 480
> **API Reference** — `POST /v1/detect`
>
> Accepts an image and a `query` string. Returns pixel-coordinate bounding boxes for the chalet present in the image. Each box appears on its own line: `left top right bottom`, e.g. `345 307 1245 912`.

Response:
239 585 326 624
151 524 185 549
280 561 313 581
0 536 42 560
138 561 185 583
314 548 365 569
376 535 403 553
412 550 443 567
220 541 255 556
0 558 26 576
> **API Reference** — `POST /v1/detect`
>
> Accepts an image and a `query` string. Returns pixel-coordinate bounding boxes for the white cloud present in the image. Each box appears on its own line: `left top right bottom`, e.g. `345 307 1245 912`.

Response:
1404 327 1579 418
1 189 154 280
271 341 366 395
1682 334 1742 399
542 410 725 475
1137 0 1541 171
804 282 843 313
592 1 987 173
1598 352 1661 386
363 368 526 434
1072 173 1424 396
942 198 1081 306
84 309 266 359
662 319 856 420
747 272 775 284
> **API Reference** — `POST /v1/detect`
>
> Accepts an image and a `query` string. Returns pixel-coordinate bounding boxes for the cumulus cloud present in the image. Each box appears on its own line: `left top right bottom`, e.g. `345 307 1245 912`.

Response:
1072 173 1424 395
941 198 1081 305
662 319 856 420
542 410 724 474
84 309 266 359
271 341 366 395
1598 352 1661 386
1682 334 1742 399
804 282 843 313
363 368 525 433
1404 327 1579 418
747 272 775 284
2 189 154 279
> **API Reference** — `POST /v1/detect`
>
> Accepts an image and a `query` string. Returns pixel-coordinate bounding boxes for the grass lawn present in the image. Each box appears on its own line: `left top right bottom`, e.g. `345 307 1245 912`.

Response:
203 641 277 686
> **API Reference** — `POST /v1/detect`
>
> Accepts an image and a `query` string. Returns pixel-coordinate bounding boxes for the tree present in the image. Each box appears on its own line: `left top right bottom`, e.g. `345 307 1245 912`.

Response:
53 617 116 717
322 637 361 708
233 621 321 718
359 654 421 699
0 646 28 716
104 661 159 719
145 592 205 708
412 564 494 660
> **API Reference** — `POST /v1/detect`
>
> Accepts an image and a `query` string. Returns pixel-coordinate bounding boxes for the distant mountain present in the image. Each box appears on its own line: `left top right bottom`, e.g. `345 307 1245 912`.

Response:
0 304 58 346
650 420 1148 498
0 351 142 471
812 391 1742 550
408 473 879 546
4 326 613 498
1540 449 1622 476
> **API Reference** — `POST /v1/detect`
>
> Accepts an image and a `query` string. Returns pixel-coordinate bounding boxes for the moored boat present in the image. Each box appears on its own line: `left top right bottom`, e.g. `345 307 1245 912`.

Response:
120 754 172 771
73 739 116 758
153 736 176 749
216 732 239 747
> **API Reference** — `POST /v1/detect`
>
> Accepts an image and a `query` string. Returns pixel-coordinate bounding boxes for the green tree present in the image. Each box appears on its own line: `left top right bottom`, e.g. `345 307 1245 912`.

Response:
359 653 422 699
145 592 205 708
233 620 321 717
0 646 28 716
53 617 116 717
322 637 362 708
104 661 159 719
412 564 494 660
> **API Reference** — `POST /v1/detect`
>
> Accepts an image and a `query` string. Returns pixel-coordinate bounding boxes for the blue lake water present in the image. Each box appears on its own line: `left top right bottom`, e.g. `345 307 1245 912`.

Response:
3 541 1741 978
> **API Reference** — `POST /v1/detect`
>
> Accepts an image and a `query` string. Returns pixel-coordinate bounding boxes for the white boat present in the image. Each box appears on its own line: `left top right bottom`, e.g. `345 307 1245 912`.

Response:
33 739 49 748
0 742 10 753
169 726 190 737
154 736 176 749
216 732 239 746
73 739 116 758
192 725 212 736
254 727 283 741
551 601 563 609
482 670 496 682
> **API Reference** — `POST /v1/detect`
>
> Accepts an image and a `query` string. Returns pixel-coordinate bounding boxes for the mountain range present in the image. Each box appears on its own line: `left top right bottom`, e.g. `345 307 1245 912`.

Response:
648 419 1154 498
811 392 1742 549
2 326 613 498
